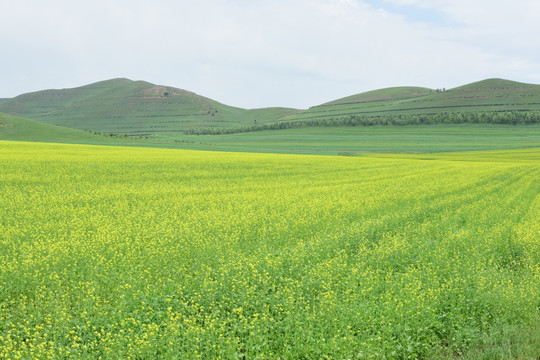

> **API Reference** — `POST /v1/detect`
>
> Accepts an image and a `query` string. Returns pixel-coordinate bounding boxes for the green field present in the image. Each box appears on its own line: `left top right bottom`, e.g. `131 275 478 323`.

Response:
171 124 540 155
1 141 538 359
0 112 176 148
2 111 539 155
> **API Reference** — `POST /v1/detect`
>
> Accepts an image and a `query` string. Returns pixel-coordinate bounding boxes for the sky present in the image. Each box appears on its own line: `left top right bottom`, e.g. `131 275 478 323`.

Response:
1 0 540 109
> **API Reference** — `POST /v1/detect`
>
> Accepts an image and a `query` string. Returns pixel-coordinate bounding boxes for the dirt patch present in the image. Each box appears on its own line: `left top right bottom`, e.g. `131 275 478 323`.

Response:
141 85 196 98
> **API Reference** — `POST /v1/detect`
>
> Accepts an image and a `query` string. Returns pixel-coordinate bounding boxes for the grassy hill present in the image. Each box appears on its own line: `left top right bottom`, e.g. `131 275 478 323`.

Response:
322 86 433 105
0 112 105 142
0 112 178 147
1 78 540 140
278 78 540 123
0 79 298 136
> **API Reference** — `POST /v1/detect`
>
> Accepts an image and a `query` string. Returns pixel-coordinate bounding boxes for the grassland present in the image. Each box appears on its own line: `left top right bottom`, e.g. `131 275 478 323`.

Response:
0 79 297 136
0 112 117 144
282 79 540 123
1 78 540 139
170 124 540 155
0 112 179 148
3 110 538 155
1 141 538 359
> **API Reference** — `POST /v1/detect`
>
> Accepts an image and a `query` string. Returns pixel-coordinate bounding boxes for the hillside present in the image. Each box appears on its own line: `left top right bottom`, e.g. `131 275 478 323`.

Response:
0 112 166 146
0 112 102 142
0 79 298 136
278 78 540 123
1 78 540 140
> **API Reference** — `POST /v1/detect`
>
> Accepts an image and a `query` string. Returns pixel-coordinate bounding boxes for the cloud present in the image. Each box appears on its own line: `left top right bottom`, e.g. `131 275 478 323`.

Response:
1 0 539 108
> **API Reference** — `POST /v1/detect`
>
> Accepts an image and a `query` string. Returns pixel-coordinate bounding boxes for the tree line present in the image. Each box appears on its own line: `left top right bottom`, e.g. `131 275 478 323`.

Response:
183 110 540 135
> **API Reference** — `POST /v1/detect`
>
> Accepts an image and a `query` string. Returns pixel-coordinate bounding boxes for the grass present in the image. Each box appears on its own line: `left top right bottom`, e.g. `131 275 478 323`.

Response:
0 112 162 147
0 141 538 359
2 112 539 156
282 79 540 123
166 124 540 155
0 112 110 143
1 78 538 359
0 79 298 136
1 78 540 139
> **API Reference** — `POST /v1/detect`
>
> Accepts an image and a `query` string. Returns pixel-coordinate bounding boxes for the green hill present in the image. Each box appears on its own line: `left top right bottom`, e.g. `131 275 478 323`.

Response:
322 86 433 105
0 112 170 146
279 78 540 123
0 112 102 142
0 79 298 137
1 78 540 140
0 112 134 144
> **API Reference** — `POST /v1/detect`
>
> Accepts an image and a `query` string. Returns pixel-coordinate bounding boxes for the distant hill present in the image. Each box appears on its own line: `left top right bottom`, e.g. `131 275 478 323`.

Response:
0 79 298 137
322 86 433 106
1 78 539 138
279 78 540 123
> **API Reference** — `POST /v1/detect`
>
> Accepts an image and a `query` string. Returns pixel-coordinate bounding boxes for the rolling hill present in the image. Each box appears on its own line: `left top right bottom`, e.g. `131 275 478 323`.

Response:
0 112 174 146
0 79 298 136
279 78 540 123
1 78 539 140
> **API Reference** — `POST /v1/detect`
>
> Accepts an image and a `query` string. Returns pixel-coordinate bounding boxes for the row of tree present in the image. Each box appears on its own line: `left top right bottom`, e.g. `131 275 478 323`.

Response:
183 111 540 135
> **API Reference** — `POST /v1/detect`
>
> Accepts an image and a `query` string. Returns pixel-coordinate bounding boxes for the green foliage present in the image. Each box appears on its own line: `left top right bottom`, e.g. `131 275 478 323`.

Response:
0 142 538 358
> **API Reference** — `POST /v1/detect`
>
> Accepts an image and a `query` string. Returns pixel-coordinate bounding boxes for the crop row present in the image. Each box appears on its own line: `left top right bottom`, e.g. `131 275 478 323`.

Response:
0 142 538 359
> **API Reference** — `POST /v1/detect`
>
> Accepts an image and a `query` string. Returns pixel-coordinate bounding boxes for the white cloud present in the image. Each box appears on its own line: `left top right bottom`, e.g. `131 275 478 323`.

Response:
1 0 539 108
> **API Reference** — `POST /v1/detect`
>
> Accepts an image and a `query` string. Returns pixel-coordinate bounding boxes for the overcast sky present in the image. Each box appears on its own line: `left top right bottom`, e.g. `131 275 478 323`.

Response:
2 0 540 109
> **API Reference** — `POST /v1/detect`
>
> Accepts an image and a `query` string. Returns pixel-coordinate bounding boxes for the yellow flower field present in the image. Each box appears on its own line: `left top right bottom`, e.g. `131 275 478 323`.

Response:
0 141 538 359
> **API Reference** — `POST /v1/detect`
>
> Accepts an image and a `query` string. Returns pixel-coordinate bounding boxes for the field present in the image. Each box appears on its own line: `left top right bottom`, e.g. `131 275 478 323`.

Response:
171 125 540 155
1 141 538 359
3 112 539 156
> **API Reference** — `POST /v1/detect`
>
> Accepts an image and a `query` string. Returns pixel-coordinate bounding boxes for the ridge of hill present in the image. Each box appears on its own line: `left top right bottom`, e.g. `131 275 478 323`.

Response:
278 78 540 123
0 79 298 137
1 78 539 139
322 86 433 106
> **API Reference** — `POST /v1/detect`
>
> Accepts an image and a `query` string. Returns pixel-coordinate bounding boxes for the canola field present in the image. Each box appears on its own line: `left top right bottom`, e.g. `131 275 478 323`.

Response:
0 141 538 359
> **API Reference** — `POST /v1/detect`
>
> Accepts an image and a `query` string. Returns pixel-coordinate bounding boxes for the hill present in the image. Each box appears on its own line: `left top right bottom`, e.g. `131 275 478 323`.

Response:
0 79 298 137
1 78 540 140
0 112 104 142
322 86 433 105
0 112 168 146
278 78 540 124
